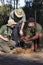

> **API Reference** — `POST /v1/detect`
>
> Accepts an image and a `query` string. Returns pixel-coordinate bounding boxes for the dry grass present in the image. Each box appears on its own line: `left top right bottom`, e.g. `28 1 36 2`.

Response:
10 47 33 54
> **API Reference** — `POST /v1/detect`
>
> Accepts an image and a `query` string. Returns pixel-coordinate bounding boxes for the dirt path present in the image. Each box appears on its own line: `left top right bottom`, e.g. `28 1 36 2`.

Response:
0 51 43 65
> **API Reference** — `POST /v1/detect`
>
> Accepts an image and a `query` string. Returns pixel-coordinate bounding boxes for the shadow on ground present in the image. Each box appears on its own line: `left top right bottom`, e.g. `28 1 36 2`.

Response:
0 54 43 65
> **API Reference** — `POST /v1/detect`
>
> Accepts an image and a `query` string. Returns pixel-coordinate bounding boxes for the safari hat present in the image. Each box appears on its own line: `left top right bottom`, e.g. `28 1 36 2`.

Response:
14 9 24 18
7 19 17 26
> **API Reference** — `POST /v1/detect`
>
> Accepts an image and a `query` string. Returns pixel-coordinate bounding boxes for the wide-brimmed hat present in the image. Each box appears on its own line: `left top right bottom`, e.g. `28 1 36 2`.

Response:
14 9 24 18
7 19 17 26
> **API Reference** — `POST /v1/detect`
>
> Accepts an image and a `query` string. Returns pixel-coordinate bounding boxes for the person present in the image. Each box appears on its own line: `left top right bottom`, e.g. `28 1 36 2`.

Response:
19 18 39 51
19 18 42 51
9 8 26 46
0 19 17 53
25 18 43 52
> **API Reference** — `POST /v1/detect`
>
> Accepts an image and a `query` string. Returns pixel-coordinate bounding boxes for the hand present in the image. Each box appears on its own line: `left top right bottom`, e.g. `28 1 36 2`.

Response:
20 37 28 42
23 38 28 42
20 37 25 41
19 30 23 36
24 35 30 40
23 36 30 42
4 38 9 42
20 36 30 42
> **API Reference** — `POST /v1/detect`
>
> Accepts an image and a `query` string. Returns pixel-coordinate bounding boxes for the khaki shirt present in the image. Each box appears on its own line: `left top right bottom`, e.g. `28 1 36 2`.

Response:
36 23 42 34
0 25 12 38
25 26 35 37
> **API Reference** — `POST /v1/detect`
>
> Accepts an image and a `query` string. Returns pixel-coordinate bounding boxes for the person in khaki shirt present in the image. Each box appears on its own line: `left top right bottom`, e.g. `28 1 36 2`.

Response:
19 18 38 52
20 18 43 52
0 19 17 53
27 18 43 52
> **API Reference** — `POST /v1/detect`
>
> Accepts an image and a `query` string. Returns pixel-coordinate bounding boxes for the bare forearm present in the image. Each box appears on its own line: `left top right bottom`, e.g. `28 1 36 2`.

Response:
28 34 38 41
0 35 9 41
19 22 25 36
0 35 5 40
20 22 25 30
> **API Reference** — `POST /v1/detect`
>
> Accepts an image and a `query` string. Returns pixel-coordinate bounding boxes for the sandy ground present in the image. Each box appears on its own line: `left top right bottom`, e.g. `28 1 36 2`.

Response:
0 50 43 65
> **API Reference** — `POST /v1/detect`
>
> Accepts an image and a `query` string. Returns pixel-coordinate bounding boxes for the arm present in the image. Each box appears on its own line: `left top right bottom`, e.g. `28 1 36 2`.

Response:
23 33 39 42
19 22 25 36
19 11 26 36
20 22 25 30
0 35 9 42
28 33 38 41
